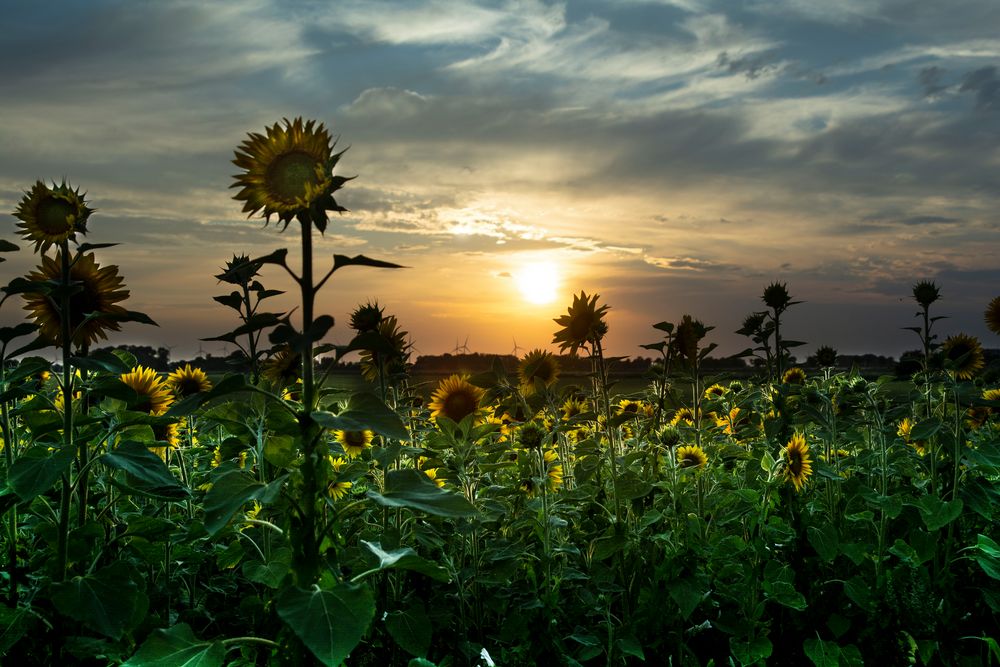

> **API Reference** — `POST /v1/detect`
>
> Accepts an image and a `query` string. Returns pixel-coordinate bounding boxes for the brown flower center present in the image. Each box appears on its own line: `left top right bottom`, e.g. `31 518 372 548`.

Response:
266 151 322 203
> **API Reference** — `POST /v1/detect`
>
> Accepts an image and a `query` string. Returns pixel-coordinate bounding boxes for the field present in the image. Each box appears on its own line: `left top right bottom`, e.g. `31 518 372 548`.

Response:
2 124 999 667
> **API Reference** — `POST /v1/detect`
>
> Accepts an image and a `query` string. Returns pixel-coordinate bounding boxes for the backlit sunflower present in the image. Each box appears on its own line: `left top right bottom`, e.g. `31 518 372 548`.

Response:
677 444 707 468
941 333 984 380
232 117 351 232
13 180 93 253
552 291 609 355
986 296 1000 336
120 366 173 415
428 374 485 424
22 251 129 348
262 345 301 386
782 433 813 492
335 429 373 458
518 349 560 395
166 364 212 398
359 315 410 382
782 367 807 385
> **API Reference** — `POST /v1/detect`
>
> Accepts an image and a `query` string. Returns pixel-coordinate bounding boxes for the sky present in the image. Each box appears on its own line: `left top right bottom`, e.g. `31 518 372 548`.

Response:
1 0 998 362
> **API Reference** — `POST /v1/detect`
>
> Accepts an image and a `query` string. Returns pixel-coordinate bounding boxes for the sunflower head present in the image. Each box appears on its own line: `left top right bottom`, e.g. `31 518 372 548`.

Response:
166 364 212 398
703 383 727 400
656 425 681 448
912 280 941 308
670 406 697 427
262 345 302 386
560 396 589 421
552 291 609 355
762 282 792 312
335 429 374 458
782 367 807 385
782 433 813 492
22 251 129 348
120 366 173 415
518 420 548 449
14 180 93 253
983 388 1000 416
428 374 486 424
423 468 446 488
814 345 838 368
941 333 984 381
215 254 262 286
677 444 707 469
984 296 1000 336
350 300 385 334
358 315 410 382
544 448 564 491
518 349 560 395
232 117 352 232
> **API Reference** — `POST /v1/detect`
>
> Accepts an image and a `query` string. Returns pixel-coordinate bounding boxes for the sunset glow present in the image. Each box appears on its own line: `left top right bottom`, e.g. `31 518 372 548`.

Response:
514 260 560 305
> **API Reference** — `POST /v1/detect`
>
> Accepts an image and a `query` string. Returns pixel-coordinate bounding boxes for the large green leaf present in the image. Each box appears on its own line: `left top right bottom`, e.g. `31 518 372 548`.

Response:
9 445 76 501
123 623 225 667
101 440 189 500
0 606 29 654
912 495 963 531
360 540 449 582
803 638 863 666
807 524 839 563
51 561 148 640
203 468 283 536
276 583 375 666
312 392 408 440
668 576 706 620
367 469 476 518
730 635 772 665
385 601 432 657
243 547 292 588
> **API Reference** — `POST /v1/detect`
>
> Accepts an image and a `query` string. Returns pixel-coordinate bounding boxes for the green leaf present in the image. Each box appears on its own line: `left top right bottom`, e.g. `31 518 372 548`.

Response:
312 392 409 441
912 495 963 531
386 601 432 657
0 606 29 655
101 441 189 501
276 583 376 667
972 534 1000 581
331 253 406 273
803 638 863 667
71 349 130 374
668 577 705 620
9 445 76 501
909 417 942 441
807 524 839 563
616 634 645 660
367 469 476 518
51 561 148 640
843 576 875 612
203 469 283 536
123 623 225 667
614 470 652 500
165 373 248 417
360 541 450 581
408 659 437 667
730 635 772 665
762 562 806 610
263 434 296 468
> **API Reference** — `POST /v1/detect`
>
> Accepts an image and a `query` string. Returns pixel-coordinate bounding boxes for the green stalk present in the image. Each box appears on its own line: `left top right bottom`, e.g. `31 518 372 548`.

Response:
2 370 18 603
55 242 75 581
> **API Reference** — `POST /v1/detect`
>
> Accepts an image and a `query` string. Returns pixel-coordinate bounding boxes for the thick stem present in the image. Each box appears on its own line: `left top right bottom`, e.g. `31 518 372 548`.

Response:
55 243 76 581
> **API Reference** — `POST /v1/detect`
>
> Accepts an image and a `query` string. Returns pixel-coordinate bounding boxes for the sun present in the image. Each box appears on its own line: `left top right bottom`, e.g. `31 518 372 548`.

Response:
514 261 559 305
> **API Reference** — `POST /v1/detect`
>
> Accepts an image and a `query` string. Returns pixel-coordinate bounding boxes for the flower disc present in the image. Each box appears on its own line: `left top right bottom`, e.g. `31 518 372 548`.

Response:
429 374 485 424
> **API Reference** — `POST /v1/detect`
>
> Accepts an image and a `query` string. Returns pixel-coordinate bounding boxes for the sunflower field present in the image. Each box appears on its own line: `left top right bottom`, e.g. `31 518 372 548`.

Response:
1 118 999 666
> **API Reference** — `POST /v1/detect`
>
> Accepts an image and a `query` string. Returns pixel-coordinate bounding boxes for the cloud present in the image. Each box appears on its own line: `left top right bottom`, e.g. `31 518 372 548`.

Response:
960 66 1000 110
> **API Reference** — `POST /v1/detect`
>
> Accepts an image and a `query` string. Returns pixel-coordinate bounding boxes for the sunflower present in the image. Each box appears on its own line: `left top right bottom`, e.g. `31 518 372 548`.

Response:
984 388 1000 416
350 300 384 334
518 420 547 449
552 291 609 355
703 383 727 400
670 406 697 427
359 315 410 381
677 444 707 468
423 468 446 488
428 374 485 424
560 397 589 420
617 399 641 416
262 345 301 386
782 433 813 492
912 280 941 308
544 448 564 491
326 455 353 500
232 117 351 232
965 406 990 430
762 282 793 311
940 333 984 380
782 367 807 385
335 429 373 458
517 349 560 395
22 251 129 348
120 366 173 415
13 180 93 253
166 364 212 398
986 296 1000 336
897 417 927 456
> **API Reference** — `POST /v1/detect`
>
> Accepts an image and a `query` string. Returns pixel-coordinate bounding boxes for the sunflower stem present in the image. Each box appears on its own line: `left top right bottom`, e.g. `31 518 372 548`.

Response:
55 241 76 582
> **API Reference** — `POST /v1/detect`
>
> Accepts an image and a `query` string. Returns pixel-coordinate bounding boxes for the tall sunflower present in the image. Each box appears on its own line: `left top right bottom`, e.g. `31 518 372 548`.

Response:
986 296 1000 336
335 429 374 459
518 348 560 395
782 433 813 492
677 444 707 468
428 374 485 424
22 251 129 348
941 333 984 381
166 364 212 398
120 366 174 415
552 291 609 355
13 180 93 253
232 117 352 232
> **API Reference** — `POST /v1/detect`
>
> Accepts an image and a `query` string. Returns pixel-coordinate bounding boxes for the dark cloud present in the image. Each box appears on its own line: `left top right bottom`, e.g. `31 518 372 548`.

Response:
918 66 948 98
960 66 1000 111
716 51 778 80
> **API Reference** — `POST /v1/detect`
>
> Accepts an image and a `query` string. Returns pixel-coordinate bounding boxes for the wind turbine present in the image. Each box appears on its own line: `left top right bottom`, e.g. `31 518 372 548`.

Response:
510 337 524 357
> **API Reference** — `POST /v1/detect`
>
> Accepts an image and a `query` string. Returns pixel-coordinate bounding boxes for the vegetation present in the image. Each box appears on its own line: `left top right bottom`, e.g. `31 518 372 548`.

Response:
1 118 998 666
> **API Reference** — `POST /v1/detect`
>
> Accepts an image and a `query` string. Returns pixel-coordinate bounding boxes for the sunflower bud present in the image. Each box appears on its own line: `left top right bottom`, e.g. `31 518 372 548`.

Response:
912 280 941 308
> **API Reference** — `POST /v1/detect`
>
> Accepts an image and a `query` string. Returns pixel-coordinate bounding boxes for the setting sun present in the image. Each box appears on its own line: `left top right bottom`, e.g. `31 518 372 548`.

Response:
514 261 560 305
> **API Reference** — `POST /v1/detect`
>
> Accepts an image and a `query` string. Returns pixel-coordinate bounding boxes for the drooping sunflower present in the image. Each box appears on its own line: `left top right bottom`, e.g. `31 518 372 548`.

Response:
335 429 374 459
782 367 807 385
232 117 351 232
428 374 485 424
120 366 174 415
986 296 1000 336
940 333 984 381
166 364 212 398
22 251 129 348
13 180 93 253
552 291 609 355
262 345 301 386
677 444 707 469
782 433 813 492
518 349 560 395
